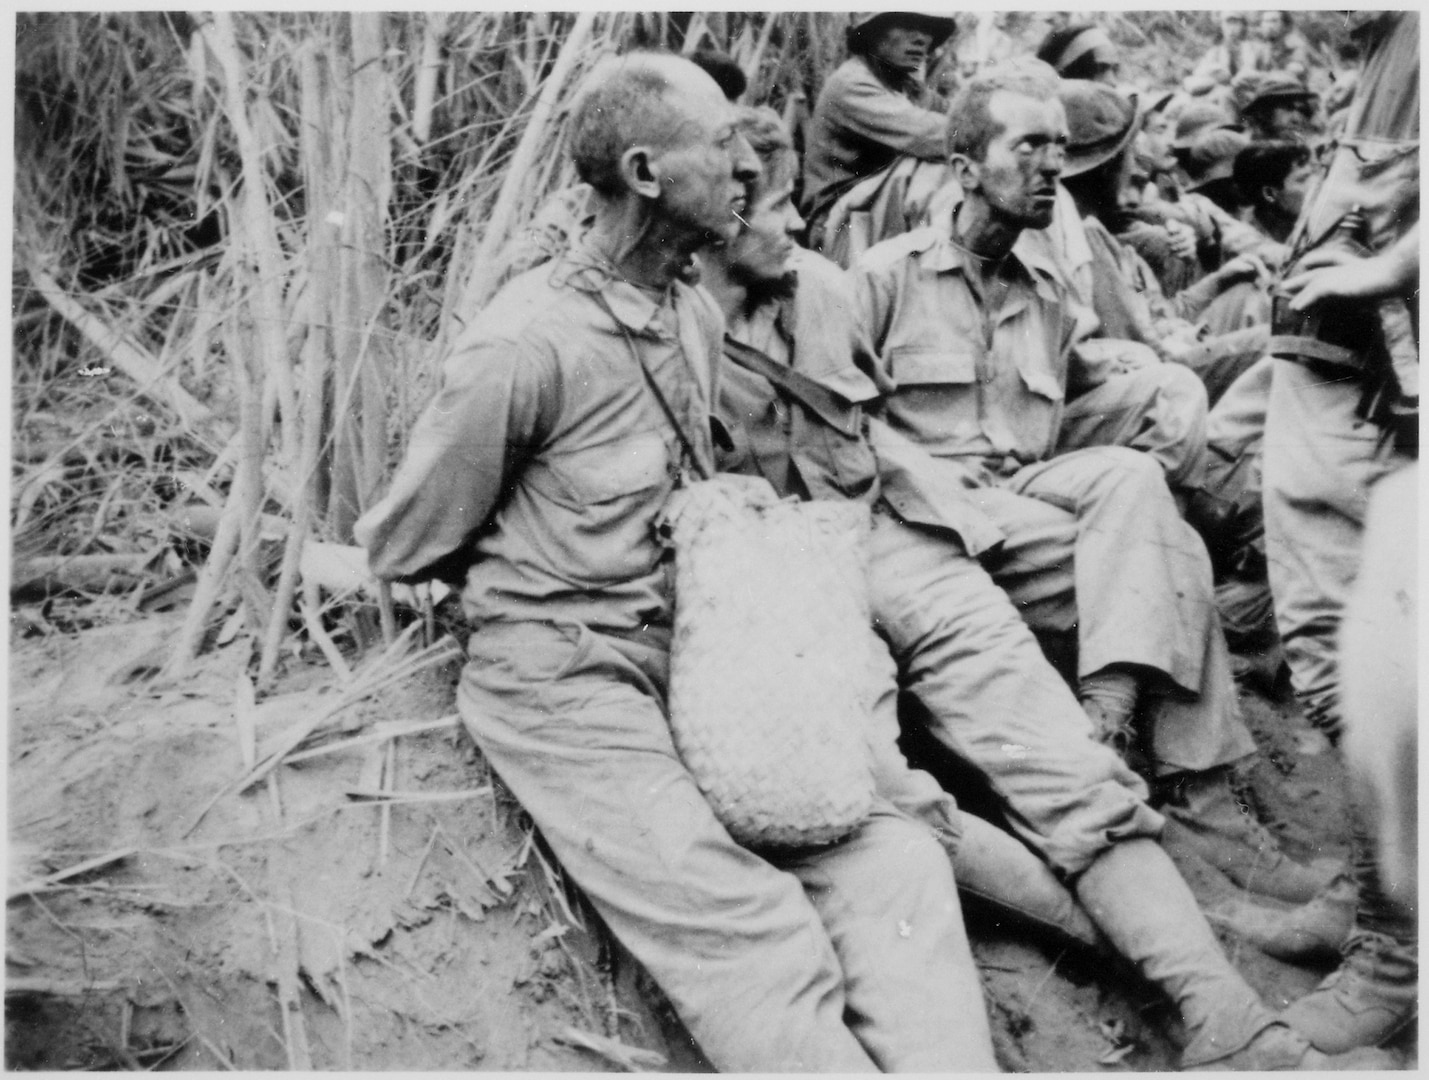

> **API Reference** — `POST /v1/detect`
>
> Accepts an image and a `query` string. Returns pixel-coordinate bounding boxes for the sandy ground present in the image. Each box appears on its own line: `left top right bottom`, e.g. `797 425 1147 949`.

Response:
5 613 1417 1071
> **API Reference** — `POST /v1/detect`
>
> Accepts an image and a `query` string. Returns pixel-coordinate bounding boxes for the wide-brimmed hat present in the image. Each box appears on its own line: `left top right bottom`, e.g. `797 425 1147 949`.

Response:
1058 79 1139 178
846 11 957 55
1234 71 1318 115
1185 127 1252 190
1171 100 1241 150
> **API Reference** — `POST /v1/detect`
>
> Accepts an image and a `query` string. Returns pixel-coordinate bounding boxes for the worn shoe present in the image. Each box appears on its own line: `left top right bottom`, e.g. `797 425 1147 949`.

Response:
1207 874 1357 963
1185 1021 1400 1071
1156 767 1344 903
1282 931 1418 1053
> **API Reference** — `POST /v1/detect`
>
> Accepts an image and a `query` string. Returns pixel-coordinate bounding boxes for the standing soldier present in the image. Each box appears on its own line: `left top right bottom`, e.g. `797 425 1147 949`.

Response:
1263 9 1419 1053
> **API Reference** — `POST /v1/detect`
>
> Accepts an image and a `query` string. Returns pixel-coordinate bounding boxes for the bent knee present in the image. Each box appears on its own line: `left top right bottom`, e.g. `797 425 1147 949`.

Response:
1154 360 1210 411
1075 444 1171 494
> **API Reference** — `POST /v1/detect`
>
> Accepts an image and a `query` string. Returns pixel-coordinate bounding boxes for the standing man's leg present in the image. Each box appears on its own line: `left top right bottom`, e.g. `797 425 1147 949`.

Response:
1263 358 1417 1050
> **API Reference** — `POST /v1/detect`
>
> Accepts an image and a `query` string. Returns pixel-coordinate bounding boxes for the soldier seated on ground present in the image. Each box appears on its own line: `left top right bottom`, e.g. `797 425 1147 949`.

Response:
849 59 1341 914
1233 71 1321 144
357 52 1007 1073
702 100 1362 1072
1035 22 1121 85
1232 139 1316 244
801 10 956 252
1058 80 1275 403
492 48 747 286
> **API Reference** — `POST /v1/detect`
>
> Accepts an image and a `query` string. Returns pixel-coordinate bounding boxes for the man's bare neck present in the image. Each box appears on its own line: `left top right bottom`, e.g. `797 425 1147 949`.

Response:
586 202 703 291
952 197 1022 265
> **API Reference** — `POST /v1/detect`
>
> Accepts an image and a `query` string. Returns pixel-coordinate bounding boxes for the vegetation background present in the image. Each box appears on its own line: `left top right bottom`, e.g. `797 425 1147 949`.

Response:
7 13 1384 1073
12 10 1352 672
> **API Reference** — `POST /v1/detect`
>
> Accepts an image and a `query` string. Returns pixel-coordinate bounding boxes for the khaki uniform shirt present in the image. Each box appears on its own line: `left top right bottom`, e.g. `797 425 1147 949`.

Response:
356 245 722 634
851 224 1083 483
716 248 1012 555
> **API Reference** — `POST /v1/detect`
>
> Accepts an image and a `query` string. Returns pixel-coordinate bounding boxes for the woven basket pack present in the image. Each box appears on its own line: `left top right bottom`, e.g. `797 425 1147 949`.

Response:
665 477 878 849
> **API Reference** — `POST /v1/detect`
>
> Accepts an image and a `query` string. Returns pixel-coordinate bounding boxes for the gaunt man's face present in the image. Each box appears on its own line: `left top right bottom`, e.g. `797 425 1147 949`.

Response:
868 24 936 75
725 166 803 286
1261 99 1317 143
967 91 1069 231
652 66 762 245
1259 10 1287 41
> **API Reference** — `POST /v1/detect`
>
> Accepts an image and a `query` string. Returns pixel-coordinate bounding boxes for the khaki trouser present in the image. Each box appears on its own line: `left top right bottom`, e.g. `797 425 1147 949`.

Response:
1059 364 1209 491
968 445 1255 776
458 619 998 1073
1205 357 1278 650
868 511 1165 878
1263 357 1411 736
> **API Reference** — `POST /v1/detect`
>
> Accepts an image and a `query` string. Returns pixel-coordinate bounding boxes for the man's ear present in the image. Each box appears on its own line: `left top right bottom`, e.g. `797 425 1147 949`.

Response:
949 153 978 195
619 145 664 201
1261 183 1279 208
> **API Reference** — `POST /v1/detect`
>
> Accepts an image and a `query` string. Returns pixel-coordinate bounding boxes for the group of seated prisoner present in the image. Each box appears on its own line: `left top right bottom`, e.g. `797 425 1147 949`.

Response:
358 10 1417 1073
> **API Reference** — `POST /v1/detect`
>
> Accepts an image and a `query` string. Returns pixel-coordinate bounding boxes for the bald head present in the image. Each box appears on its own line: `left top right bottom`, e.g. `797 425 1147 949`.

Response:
569 52 729 197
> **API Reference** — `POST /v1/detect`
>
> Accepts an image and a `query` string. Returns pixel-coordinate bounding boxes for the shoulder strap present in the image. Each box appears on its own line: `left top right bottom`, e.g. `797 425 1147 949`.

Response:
594 292 712 482
723 337 863 437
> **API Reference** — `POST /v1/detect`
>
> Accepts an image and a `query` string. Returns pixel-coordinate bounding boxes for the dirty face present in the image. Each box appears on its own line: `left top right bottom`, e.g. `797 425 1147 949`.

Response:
868 24 936 75
1267 157 1316 220
1260 98 1317 142
724 161 803 286
1259 10 1287 41
964 90 1069 231
650 66 762 246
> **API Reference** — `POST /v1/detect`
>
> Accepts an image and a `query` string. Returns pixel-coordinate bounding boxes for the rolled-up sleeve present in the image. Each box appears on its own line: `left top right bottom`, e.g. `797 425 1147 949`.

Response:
355 334 555 583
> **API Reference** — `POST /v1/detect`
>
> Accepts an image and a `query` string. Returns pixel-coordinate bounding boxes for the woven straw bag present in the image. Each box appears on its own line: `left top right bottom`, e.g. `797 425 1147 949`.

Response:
664 476 878 848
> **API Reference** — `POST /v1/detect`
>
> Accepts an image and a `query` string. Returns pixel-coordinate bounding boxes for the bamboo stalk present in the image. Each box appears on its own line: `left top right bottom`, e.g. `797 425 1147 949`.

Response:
328 12 393 541
202 13 299 468
227 310 275 635
455 9 599 317
163 480 243 679
412 13 448 145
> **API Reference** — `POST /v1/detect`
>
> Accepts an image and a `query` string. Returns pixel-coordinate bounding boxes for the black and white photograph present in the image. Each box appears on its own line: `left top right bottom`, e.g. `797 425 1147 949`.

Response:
8 9 1418 1071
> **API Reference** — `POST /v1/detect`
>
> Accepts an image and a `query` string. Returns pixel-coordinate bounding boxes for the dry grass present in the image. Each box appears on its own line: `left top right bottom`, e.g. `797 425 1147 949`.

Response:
12 12 854 676
12 11 1351 675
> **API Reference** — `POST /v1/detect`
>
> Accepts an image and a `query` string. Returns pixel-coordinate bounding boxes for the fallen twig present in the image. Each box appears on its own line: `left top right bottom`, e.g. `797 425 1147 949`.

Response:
5 977 126 997
343 786 492 805
8 847 137 902
282 714 459 765
553 1026 668 1072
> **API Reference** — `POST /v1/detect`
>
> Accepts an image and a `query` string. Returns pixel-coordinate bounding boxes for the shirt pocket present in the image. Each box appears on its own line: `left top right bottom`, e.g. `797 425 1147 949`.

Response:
1008 324 1067 402
546 430 672 506
886 346 977 388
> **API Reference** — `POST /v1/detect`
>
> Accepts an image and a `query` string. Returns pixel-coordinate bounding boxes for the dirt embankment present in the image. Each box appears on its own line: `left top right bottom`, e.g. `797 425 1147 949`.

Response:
5 615 1417 1071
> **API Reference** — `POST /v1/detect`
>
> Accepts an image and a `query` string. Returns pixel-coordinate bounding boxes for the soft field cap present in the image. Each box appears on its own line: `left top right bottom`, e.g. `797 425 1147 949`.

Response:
1058 79 1139 178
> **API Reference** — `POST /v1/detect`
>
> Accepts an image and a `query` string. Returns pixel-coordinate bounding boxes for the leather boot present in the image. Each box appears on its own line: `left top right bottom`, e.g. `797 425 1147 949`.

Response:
1207 874 1357 963
1185 1022 1401 1071
1155 766 1343 902
951 814 1105 952
1074 838 1277 1068
1282 931 1418 1053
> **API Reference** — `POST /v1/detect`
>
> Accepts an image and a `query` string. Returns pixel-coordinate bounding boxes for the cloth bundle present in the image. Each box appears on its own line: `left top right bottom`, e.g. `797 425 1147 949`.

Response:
664 476 879 849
